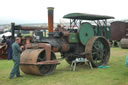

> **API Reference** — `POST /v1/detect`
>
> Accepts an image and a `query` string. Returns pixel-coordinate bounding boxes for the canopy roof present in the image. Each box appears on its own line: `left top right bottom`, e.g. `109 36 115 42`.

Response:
63 13 114 20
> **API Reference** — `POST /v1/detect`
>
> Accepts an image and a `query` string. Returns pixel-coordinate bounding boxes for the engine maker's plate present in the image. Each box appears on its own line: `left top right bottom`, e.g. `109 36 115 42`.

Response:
79 22 94 45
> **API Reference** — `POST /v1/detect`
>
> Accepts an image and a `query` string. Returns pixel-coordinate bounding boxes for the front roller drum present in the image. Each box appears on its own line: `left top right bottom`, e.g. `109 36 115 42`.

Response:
120 38 128 49
20 49 57 75
85 36 110 67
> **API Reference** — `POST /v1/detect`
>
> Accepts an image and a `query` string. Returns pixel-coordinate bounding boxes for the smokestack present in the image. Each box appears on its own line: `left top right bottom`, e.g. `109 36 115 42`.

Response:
11 22 15 41
47 7 54 32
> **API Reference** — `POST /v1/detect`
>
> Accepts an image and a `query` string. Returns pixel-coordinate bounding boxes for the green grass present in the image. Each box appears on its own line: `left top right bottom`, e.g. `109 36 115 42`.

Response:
1 48 128 85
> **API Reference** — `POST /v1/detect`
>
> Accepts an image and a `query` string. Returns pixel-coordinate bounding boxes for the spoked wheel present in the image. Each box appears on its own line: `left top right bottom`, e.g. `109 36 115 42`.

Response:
37 51 56 75
20 49 56 76
85 36 110 67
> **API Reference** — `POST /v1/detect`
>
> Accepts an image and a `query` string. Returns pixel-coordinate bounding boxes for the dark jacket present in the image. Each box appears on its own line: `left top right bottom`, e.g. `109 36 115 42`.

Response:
12 42 21 61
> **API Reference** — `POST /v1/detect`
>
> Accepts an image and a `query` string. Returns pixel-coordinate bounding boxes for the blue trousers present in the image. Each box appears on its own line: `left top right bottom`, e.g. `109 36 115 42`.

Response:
9 60 20 78
8 48 12 60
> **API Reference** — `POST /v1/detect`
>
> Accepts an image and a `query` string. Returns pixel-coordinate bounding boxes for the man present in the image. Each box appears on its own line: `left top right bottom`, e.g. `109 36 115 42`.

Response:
6 36 13 60
9 37 24 79
55 24 66 32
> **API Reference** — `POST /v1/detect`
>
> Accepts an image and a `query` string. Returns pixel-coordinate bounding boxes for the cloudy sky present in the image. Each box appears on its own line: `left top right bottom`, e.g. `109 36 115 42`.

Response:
0 0 128 24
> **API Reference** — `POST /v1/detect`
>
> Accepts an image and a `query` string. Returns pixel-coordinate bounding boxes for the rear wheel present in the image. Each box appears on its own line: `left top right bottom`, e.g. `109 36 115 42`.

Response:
85 36 110 67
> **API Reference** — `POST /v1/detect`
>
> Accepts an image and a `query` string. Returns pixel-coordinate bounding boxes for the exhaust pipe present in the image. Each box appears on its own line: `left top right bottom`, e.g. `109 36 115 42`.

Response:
11 22 15 41
47 7 54 32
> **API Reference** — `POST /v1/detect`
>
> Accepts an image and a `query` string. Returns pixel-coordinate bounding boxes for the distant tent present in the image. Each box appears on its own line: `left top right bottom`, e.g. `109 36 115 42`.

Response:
0 32 17 38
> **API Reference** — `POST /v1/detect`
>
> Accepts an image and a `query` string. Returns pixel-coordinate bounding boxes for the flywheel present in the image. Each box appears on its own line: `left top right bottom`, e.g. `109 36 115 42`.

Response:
79 22 95 45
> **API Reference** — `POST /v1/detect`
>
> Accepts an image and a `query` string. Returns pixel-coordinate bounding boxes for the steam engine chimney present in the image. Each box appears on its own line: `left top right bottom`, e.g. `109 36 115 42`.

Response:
47 7 54 32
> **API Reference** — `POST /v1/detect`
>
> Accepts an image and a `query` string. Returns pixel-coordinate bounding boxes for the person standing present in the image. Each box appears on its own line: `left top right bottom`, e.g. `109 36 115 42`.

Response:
9 37 24 79
6 36 13 60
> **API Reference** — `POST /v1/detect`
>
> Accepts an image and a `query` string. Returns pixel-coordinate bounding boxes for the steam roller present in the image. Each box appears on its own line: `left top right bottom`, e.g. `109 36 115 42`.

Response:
10 7 113 76
0 44 8 59
120 38 128 49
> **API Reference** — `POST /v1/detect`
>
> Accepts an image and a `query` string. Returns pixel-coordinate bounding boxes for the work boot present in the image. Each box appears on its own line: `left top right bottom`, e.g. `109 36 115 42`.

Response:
9 77 14 79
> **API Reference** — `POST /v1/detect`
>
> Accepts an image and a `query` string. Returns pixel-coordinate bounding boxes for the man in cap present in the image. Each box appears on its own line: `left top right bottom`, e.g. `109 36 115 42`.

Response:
9 37 24 79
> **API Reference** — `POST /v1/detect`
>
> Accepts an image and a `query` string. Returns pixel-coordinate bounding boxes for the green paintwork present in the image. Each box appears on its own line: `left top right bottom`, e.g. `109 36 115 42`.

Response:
104 26 111 40
63 13 114 20
69 33 79 43
95 26 111 40
95 26 103 36
79 23 94 45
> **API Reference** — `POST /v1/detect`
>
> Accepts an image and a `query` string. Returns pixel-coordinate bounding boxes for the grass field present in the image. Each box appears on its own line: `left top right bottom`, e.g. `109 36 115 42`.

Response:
0 48 128 85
